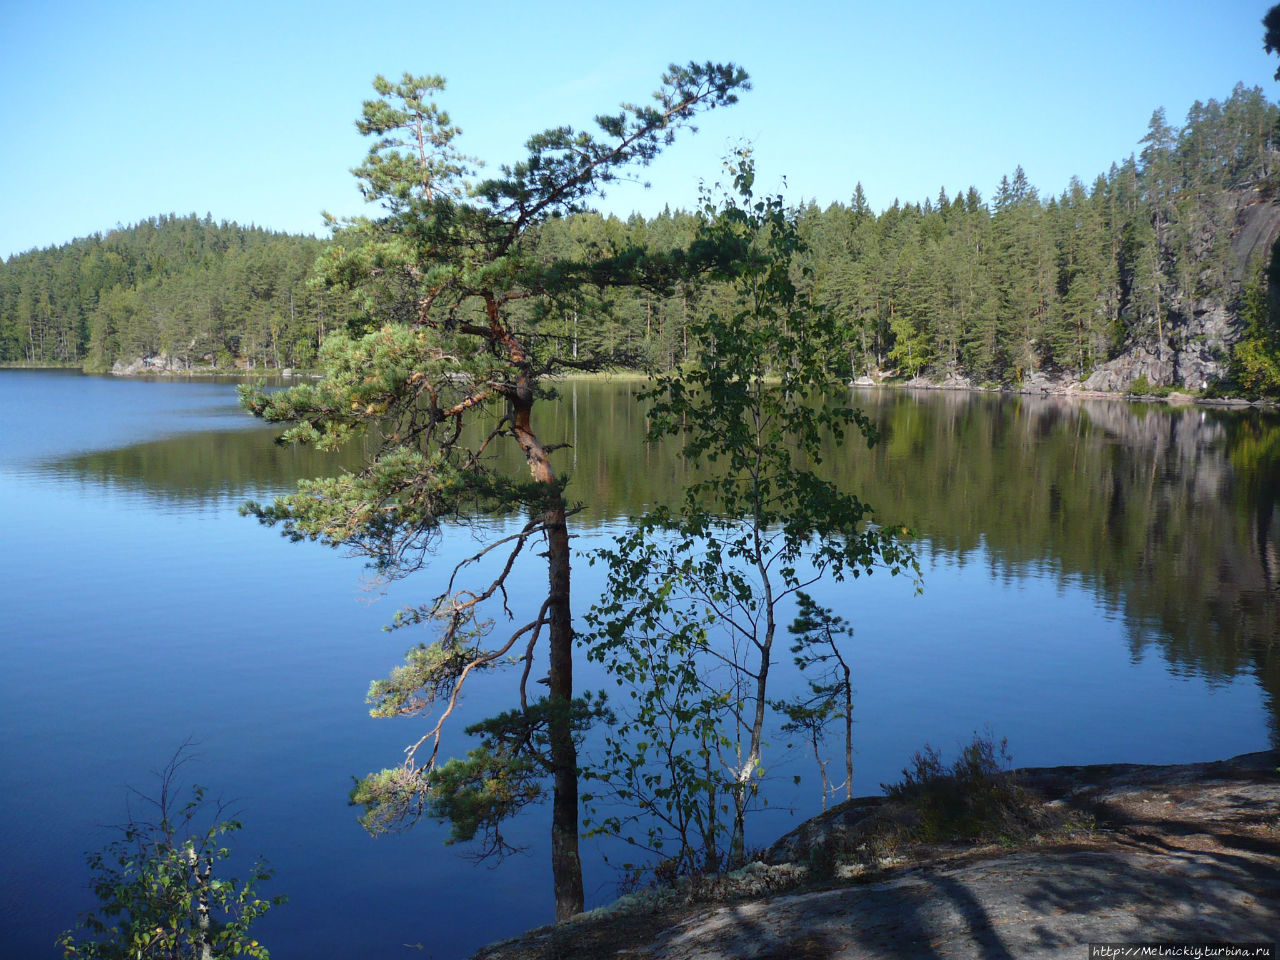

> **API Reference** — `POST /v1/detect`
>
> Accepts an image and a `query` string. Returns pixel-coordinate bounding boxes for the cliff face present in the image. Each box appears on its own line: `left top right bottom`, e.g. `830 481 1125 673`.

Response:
1085 188 1280 391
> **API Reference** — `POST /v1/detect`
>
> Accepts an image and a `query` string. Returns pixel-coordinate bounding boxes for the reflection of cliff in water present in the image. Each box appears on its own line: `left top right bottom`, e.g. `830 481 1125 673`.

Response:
843 389 1280 740
1081 400 1277 711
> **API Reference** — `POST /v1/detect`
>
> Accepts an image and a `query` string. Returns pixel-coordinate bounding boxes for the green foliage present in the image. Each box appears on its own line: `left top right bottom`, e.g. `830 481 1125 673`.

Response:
58 749 283 960
880 733 1032 844
1232 339 1280 395
582 599 734 878
0 214 335 369
352 74 478 207
887 305 932 377
1229 263 1280 397
349 746 545 856
244 64 748 920
420 745 545 850
5 84 1275 389
643 152 912 570
365 630 497 719
1265 5 1280 80
586 152 918 875
352 695 610 857
1126 373 1176 397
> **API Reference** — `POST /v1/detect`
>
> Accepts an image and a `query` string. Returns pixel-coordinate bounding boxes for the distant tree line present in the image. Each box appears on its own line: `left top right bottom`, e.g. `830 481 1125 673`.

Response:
3 84 1279 389
0 214 339 371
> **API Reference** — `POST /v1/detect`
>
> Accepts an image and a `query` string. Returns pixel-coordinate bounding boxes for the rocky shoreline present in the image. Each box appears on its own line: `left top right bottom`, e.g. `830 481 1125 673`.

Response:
885 372 1278 409
472 751 1279 960
108 354 304 378
95 356 1280 408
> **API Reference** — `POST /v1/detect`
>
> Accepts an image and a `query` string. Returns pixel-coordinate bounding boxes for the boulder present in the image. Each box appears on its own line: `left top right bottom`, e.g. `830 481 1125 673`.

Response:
1082 341 1177 392
111 357 148 376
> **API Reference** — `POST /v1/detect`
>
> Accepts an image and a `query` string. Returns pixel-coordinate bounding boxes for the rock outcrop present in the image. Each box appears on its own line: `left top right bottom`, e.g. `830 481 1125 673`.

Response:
1086 189 1280 392
110 353 193 376
472 751 1280 960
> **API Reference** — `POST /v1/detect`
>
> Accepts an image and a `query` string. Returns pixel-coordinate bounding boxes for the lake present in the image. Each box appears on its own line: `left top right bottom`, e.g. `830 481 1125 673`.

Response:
1 370 1276 959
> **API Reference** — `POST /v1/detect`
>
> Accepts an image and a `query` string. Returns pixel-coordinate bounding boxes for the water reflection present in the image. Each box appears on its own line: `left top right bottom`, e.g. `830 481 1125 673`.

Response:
36 425 366 507
34 380 1280 738
843 389 1280 738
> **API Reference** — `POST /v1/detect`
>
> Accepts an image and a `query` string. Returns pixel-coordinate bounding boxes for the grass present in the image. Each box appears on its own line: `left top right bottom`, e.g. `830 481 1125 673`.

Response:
0 360 81 369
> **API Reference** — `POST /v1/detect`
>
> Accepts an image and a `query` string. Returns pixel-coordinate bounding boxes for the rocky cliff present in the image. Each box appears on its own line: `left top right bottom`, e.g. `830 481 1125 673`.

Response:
1085 188 1280 392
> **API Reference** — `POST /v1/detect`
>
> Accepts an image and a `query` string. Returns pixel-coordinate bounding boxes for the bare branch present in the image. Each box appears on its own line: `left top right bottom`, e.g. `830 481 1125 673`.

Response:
519 598 552 711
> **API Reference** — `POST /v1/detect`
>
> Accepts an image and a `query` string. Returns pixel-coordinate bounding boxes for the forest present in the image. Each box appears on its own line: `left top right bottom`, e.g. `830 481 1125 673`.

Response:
2 82 1279 394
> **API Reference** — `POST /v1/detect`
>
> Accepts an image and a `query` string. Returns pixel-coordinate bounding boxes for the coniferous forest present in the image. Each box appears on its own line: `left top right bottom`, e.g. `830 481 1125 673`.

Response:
0 215 338 372
3 83 1280 394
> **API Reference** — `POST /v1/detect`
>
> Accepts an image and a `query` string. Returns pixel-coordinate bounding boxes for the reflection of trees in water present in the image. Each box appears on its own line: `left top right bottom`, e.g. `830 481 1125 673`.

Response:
40 379 680 519
44 382 1280 737
38 426 370 506
842 389 1280 741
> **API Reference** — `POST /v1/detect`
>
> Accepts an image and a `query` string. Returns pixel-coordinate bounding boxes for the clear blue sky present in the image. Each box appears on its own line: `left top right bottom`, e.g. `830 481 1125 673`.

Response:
1 0 1274 260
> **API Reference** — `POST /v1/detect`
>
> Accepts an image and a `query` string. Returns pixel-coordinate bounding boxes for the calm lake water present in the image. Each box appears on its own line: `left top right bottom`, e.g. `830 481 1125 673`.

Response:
2 370 1277 959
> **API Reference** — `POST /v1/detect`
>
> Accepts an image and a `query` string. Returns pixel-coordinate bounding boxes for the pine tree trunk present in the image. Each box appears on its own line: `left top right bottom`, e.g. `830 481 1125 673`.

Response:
545 504 584 921
505 345 583 921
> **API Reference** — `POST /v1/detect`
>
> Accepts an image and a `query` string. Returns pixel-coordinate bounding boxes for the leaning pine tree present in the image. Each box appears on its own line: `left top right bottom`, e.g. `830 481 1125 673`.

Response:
240 64 748 921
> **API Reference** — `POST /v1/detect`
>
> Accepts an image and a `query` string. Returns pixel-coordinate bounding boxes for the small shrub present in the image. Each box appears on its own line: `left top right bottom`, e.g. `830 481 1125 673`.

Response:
803 833 848 881
1125 376 1176 398
880 733 1035 844
652 857 683 886
59 748 284 960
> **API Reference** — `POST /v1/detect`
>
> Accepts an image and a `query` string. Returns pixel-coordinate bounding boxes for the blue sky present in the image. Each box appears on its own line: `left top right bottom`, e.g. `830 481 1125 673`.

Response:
1 0 1274 260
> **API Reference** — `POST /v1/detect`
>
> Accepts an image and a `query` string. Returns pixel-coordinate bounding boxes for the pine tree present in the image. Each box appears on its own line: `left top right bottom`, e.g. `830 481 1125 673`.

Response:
241 64 747 921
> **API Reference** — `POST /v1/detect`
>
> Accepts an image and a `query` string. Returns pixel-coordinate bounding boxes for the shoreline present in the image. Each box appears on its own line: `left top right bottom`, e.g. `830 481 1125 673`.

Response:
472 750 1280 960
9 360 1278 408
866 373 1279 410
